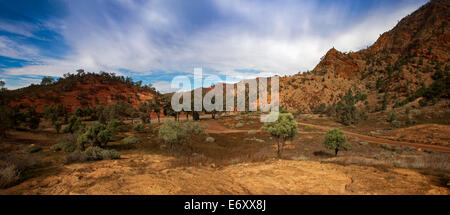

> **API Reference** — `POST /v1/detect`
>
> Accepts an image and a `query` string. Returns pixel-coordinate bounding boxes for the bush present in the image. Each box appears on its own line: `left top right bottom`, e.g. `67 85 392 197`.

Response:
0 153 41 188
0 165 20 188
391 120 401 128
101 149 121 160
335 89 361 125
77 122 112 149
133 123 145 133
63 116 83 134
205 137 215 143
388 112 396 123
84 146 105 161
24 145 42 153
64 151 87 164
122 136 140 145
158 121 205 153
54 121 62 134
76 146 121 161
107 119 124 134
247 130 257 135
405 117 416 126
159 121 180 148
235 122 244 128
323 128 350 156
51 141 77 153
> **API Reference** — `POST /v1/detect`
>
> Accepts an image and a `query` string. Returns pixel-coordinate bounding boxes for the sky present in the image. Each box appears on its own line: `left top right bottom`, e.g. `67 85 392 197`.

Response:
0 0 428 92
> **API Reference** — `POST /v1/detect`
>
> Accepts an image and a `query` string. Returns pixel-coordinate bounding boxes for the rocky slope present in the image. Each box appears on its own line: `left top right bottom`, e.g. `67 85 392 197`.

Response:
7 72 157 112
280 0 449 113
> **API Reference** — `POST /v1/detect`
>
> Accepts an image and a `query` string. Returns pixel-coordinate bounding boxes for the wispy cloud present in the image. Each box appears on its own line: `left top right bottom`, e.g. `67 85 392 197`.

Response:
0 0 428 91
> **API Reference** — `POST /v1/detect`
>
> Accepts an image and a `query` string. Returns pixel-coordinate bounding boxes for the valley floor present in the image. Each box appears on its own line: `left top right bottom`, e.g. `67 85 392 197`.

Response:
1 113 449 195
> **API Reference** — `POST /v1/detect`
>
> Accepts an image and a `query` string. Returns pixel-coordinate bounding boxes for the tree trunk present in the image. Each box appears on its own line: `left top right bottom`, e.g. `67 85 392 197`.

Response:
335 148 339 156
193 112 200 121
277 139 281 157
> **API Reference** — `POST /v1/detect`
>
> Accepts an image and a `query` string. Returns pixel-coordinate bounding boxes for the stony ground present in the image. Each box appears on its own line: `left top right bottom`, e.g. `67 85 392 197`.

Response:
1 152 448 195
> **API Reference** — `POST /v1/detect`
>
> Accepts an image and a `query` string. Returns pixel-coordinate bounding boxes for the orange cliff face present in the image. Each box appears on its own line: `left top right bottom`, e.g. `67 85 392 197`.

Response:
313 48 360 79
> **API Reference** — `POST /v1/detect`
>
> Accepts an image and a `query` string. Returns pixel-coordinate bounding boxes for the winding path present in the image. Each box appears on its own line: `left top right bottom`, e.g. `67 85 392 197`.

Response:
198 120 450 153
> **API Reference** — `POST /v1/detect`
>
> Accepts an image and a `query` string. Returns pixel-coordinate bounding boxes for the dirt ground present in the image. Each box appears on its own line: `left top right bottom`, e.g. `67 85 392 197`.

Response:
1 113 449 195
379 124 450 147
1 152 448 195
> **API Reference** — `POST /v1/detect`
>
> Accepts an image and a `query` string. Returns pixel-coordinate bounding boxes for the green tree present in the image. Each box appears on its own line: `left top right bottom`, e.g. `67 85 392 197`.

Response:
54 121 62 134
263 113 298 157
63 116 83 134
43 105 59 124
41 76 55 85
75 107 83 117
323 128 350 156
335 89 362 125
22 107 40 130
138 101 152 123
77 122 112 150
151 96 162 123
163 95 179 121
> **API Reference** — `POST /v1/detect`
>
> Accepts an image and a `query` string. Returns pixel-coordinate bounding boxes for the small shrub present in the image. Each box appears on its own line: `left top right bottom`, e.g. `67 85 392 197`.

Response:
24 145 42 153
205 137 215 143
64 151 88 164
388 112 396 123
381 144 394 151
248 130 257 135
108 119 124 134
405 117 416 126
54 121 62 134
0 153 41 188
77 122 112 149
63 116 83 134
0 165 21 188
158 121 205 153
122 136 140 145
133 124 145 133
51 141 77 152
235 122 244 128
69 147 122 162
84 146 105 161
100 149 121 160
391 120 401 128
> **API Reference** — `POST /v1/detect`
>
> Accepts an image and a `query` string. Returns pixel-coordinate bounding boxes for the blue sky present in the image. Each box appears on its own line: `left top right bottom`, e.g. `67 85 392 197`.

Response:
0 0 427 92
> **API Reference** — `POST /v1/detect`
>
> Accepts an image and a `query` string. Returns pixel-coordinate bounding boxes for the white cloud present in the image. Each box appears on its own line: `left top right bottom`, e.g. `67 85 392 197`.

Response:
1 0 428 92
152 81 179 93
0 21 37 38
0 36 40 60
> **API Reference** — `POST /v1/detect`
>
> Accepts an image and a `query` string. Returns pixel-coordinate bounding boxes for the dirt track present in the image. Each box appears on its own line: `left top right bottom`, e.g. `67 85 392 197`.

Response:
200 120 450 153
297 122 450 153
